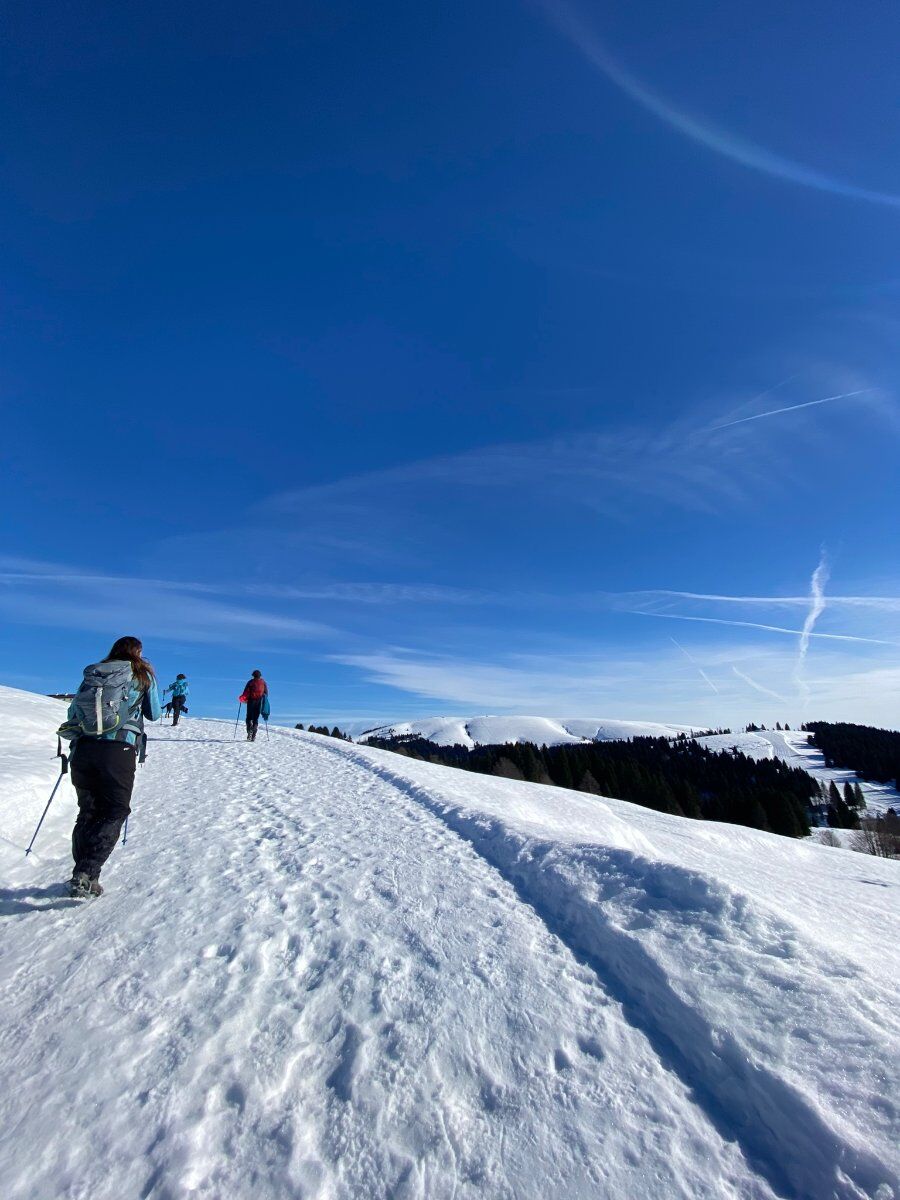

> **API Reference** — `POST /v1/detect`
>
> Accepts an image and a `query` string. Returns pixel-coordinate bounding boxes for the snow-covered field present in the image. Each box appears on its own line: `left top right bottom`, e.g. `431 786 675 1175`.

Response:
1 684 898 1200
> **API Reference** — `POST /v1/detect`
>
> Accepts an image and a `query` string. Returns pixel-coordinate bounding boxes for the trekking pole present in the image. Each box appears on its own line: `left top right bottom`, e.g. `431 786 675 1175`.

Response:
25 751 69 857
122 816 129 845
264 719 270 742
233 702 243 739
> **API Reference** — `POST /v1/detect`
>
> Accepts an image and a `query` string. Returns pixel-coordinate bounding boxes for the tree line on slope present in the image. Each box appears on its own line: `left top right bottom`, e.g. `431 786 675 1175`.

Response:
803 722 900 789
365 735 818 838
296 723 352 740
815 780 865 830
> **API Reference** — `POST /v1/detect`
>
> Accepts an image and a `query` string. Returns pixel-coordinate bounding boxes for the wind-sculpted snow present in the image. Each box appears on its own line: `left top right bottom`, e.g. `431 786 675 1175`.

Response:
1 685 898 1200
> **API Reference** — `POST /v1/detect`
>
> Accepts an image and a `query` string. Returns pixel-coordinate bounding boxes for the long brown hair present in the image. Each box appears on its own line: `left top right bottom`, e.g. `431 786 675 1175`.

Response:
103 636 155 691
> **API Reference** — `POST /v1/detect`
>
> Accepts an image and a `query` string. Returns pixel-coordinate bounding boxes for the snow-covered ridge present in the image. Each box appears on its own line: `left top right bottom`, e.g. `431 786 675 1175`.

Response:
1 685 898 1199
356 714 696 748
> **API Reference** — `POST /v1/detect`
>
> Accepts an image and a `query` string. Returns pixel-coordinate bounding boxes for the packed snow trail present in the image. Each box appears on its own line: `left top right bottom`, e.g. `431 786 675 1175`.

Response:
0 690 897 1200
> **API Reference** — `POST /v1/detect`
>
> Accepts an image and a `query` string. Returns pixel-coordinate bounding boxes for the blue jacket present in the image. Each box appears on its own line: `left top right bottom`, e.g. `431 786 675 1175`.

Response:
67 675 161 746
166 678 189 699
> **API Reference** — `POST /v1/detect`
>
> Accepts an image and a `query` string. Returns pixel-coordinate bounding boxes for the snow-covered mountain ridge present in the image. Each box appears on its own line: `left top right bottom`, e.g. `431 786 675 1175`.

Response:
356 715 900 814
354 714 695 747
1 684 898 1200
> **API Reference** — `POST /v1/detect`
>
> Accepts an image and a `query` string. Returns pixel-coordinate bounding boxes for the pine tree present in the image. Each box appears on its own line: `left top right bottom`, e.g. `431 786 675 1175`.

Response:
493 757 525 780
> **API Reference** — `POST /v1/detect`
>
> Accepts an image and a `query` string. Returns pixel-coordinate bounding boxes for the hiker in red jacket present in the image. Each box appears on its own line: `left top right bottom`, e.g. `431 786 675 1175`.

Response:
239 670 268 741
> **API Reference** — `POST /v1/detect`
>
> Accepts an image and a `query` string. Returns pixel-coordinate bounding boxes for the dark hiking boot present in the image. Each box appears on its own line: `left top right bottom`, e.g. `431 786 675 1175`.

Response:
69 872 103 899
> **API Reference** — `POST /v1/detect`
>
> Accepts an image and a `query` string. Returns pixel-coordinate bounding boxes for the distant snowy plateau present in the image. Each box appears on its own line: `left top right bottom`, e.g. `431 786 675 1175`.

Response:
1 685 898 1200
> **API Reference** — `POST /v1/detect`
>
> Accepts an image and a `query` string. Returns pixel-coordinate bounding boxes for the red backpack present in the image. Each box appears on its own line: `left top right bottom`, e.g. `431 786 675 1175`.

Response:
245 677 267 700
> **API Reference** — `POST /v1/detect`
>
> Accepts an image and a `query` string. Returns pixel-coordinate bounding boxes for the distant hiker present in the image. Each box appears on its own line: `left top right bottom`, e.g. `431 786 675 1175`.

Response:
57 636 161 898
239 670 269 741
163 673 190 726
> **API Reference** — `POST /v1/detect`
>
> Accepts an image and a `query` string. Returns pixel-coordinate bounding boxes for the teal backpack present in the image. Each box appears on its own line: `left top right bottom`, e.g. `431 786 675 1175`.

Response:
58 661 143 743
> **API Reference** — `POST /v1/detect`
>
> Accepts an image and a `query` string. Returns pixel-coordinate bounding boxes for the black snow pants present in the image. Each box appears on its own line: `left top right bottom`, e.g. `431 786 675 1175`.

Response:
71 739 137 879
246 697 262 740
172 694 186 726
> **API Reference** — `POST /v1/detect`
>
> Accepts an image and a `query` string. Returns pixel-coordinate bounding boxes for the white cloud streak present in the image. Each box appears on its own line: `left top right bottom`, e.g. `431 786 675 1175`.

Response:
332 644 900 727
540 1 900 209
0 558 490 609
627 590 900 611
710 390 872 430
670 637 719 693
0 561 336 647
794 551 830 702
631 609 896 647
731 666 790 706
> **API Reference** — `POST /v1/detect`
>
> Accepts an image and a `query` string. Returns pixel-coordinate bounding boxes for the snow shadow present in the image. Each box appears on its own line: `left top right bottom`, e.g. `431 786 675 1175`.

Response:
0 883 79 916
363 759 898 1200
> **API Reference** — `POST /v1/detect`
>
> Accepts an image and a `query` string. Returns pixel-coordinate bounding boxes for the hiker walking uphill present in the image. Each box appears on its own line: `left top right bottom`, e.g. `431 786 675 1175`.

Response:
57 636 161 898
163 673 189 726
240 670 269 742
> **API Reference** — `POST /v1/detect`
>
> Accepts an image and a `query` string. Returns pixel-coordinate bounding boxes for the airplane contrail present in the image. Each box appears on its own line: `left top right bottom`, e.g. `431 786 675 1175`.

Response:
795 551 830 701
631 590 900 611
631 610 896 646
670 637 720 693
731 666 789 706
711 390 871 431
539 2 900 210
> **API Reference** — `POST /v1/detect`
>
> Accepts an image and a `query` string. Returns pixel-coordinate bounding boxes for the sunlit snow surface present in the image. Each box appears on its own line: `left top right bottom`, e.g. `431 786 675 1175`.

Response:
1 686 898 1200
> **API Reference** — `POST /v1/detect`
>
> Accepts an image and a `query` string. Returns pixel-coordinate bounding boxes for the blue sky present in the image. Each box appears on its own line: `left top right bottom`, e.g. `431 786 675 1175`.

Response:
2 0 899 727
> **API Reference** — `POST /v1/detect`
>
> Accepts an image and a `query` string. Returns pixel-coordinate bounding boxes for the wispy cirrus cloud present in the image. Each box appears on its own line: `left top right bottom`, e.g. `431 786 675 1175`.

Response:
332 639 900 726
538 0 900 209
255 404 823 532
0 557 335 647
0 557 493 610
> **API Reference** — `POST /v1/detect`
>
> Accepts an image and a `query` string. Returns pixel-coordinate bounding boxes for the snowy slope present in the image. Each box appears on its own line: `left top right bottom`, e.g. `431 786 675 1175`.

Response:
694 729 900 814
1 684 898 1200
694 731 777 760
359 719 899 814
753 729 900 816
357 715 694 748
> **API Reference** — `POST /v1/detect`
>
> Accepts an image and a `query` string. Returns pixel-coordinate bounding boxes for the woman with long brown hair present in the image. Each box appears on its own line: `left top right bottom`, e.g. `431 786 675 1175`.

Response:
60 635 161 898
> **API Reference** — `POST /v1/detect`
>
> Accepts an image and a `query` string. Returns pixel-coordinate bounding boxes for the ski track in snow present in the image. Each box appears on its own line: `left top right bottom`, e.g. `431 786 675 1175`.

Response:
1 690 898 1200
